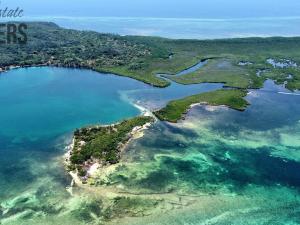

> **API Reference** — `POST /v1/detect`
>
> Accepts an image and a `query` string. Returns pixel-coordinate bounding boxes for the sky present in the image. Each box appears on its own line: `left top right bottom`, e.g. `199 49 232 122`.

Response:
2 0 300 18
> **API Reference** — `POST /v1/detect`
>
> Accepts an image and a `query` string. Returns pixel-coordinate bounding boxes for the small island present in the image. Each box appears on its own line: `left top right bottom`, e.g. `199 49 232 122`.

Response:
154 89 249 123
66 116 154 182
65 89 249 183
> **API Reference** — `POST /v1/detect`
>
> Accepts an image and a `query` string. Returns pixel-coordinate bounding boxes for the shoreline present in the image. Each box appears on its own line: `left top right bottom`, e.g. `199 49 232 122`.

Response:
0 63 170 88
64 103 156 187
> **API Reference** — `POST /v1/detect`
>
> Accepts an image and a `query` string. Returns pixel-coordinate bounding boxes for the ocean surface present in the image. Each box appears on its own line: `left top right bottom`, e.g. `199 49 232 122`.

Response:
1 3 300 222
18 16 300 39
0 66 299 224
111 80 300 224
0 66 224 224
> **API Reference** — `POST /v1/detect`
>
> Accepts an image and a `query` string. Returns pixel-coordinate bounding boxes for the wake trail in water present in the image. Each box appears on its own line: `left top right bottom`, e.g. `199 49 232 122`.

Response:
251 89 300 96
278 91 300 96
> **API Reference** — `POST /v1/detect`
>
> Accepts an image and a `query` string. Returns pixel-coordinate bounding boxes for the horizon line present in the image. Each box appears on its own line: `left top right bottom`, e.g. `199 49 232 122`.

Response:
15 15 300 22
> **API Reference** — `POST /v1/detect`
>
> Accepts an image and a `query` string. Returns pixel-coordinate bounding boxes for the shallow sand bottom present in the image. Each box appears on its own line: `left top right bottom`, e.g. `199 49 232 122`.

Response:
1 79 300 224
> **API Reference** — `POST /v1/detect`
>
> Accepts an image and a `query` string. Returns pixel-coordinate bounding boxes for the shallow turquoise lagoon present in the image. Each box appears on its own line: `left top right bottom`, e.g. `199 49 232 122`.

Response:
0 67 300 225
109 80 300 224
0 66 221 203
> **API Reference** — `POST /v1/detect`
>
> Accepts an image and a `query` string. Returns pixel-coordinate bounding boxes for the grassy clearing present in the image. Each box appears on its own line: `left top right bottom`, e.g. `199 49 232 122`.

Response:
154 89 249 123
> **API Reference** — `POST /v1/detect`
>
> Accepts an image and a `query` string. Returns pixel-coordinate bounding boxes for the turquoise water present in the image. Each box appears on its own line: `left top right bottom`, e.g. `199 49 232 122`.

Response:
108 80 300 224
0 66 221 205
108 80 300 192
0 67 144 143
1 67 300 224
0 67 144 204
127 59 222 109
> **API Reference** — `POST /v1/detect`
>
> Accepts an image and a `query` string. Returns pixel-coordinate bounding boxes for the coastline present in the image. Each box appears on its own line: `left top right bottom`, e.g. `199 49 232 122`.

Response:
154 89 249 123
0 63 170 88
64 103 155 187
